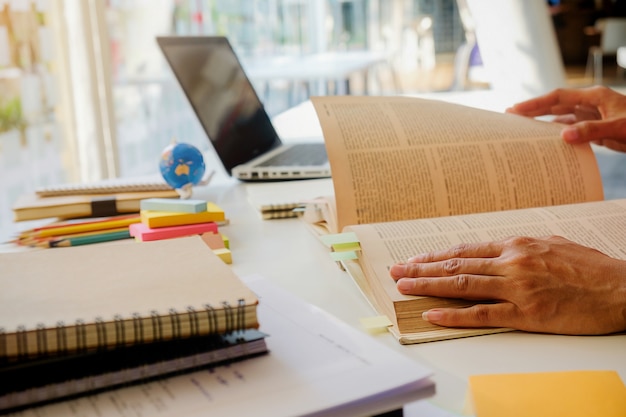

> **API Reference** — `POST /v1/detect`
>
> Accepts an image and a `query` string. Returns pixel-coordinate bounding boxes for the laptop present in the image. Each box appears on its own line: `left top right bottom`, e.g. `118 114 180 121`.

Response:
156 36 331 181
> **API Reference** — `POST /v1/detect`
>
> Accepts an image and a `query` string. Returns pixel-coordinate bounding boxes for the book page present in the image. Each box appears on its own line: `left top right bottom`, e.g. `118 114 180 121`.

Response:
311 96 603 232
346 199 626 336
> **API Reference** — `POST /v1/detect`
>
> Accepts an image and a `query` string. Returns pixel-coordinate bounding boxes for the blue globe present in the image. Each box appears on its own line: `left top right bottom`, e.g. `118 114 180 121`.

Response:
159 142 206 189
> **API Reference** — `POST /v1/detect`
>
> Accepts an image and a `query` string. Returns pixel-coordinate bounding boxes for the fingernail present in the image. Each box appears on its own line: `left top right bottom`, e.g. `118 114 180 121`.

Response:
396 278 414 292
390 264 406 278
422 309 443 322
562 127 580 142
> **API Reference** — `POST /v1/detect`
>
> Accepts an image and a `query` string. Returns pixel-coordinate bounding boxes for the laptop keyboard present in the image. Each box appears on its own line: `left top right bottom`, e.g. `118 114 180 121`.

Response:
256 143 328 167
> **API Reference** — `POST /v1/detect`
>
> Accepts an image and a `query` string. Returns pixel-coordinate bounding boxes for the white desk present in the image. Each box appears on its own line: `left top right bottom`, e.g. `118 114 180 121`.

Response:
5 91 625 415
192 178 626 414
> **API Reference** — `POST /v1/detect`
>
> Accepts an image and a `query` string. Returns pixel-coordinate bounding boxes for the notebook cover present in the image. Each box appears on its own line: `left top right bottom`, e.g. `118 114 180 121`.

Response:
0 236 259 360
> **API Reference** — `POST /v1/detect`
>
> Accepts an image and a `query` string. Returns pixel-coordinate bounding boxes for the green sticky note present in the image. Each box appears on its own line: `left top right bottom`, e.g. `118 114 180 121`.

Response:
330 251 358 261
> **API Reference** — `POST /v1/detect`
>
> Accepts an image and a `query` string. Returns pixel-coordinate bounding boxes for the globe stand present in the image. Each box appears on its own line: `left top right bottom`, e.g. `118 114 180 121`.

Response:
175 170 215 199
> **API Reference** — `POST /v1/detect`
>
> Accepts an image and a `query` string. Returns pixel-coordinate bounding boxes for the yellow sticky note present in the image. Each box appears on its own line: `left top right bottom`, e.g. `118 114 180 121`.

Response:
468 370 626 417
206 202 226 221
331 241 361 252
360 316 393 334
221 233 230 249
213 248 232 264
320 232 359 248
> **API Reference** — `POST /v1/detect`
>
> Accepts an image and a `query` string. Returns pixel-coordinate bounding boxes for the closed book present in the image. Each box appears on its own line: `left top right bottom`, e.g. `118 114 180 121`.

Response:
0 236 259 360
12 190 180 222
0 329 268 413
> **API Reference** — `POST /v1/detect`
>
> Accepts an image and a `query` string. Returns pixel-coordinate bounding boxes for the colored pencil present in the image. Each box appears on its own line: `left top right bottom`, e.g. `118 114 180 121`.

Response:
48 229 132 248
20 214 140 239
25 227 130 248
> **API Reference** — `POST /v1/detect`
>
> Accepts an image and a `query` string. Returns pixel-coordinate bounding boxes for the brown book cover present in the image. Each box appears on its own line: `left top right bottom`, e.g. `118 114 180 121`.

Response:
0 236 259 360
12 190 180 222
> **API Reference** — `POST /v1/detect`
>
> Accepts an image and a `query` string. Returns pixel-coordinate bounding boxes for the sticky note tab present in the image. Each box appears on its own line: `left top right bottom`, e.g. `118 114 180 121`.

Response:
213 248 232 264
330 251 359 262
206 202 226 221
331 241 361 252
468 370 626 417
140 210 220 228
221 233 230 249
201 232 225 250
320 232 359 248
130 221 218 241
360 316 393 334
140 198 207 213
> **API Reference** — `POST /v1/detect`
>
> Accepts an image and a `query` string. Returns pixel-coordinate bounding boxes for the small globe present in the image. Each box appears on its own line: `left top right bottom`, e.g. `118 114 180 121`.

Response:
159 142 206 190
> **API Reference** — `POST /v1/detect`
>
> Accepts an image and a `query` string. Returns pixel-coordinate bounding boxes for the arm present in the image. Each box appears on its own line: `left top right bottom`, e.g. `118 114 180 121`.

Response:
389 236 626 335
506 86 626 152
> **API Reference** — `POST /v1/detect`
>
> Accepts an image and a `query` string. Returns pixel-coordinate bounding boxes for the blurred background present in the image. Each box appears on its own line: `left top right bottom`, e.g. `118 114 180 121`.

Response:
2 0 626 239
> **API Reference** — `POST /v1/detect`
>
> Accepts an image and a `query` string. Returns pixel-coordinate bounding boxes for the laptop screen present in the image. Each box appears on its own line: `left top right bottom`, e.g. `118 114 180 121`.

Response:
157 36 281 174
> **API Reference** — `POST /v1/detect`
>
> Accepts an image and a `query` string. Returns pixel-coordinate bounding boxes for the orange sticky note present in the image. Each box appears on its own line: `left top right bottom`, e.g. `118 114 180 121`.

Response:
468 370 626 417
201 232 225 249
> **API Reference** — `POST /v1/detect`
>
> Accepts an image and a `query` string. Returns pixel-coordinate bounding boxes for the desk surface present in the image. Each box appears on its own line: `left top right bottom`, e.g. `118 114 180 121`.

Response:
193 178 626 414
5 90 626 415
198 91 626 413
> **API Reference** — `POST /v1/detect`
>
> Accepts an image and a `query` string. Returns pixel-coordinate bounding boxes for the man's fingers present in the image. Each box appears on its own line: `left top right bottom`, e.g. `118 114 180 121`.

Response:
391 257 503 280
422 303 519 329
562 119 626 144
507 87 606 117
407 241 504 263
396 274 506 300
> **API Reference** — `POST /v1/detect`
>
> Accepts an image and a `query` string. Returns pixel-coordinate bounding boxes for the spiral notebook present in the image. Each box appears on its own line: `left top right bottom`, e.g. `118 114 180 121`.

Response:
35 177 174 197
1 329 268 413
0 236 259 361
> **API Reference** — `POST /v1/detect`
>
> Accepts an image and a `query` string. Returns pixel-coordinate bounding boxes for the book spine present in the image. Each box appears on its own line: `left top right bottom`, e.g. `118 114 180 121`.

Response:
0 301 258 360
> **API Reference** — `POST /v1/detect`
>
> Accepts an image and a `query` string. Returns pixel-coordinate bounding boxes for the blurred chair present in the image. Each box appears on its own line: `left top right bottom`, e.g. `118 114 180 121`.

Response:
585 17 626 85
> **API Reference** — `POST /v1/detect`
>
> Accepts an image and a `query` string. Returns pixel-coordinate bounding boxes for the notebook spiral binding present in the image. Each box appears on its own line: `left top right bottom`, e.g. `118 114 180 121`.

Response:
0 299 247 362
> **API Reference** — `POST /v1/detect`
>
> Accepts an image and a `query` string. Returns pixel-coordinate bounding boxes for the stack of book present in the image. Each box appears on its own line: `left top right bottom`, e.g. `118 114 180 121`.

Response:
0 236 267 414
130 198 232 263
10 179 179 248
12 178 179 222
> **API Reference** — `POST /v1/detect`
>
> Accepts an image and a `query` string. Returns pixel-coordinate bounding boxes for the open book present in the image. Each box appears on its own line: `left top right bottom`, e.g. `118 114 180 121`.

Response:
306 95 608 344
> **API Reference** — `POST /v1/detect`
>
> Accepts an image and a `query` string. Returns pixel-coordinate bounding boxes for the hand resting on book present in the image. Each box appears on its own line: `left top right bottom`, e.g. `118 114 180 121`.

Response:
506 85 626 153
390 86 626 336
390 235 626 335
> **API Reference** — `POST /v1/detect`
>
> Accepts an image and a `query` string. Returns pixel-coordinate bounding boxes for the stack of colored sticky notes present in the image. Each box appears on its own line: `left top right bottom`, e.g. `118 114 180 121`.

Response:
130 198 232 263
